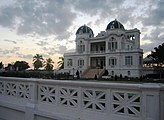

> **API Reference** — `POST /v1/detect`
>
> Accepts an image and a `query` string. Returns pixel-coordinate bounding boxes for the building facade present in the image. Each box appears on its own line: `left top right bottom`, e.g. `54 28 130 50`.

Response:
64 19 143 77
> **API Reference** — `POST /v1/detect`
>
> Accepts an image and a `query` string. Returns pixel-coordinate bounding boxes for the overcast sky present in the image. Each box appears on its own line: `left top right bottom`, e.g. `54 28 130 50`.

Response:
0 0 163 68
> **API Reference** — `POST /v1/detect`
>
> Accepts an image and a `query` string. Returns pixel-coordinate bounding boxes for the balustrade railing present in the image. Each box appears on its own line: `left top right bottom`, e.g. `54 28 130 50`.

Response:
90 50 105 53
0 77 163 120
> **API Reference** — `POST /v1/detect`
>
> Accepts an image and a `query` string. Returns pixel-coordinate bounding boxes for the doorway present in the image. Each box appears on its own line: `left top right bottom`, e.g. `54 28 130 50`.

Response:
90 57 105 69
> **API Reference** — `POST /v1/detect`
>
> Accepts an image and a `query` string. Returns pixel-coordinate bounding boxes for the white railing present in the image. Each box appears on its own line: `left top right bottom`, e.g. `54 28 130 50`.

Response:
0 77 163 120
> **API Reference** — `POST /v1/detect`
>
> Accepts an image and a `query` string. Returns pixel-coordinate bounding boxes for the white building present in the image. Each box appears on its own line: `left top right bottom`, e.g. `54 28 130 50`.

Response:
64 19 143 78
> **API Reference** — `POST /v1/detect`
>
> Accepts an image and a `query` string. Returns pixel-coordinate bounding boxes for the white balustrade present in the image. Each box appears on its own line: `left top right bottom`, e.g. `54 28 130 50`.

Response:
0 77 163 120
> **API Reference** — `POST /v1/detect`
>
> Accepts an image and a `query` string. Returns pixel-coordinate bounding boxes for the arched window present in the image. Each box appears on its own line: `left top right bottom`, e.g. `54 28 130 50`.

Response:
78 41 85 53
110 25 115 29
109 57 117 67
132 35 135 40
78 59 84 68
128 34 135 40
127 71 130 76
108 37 117 51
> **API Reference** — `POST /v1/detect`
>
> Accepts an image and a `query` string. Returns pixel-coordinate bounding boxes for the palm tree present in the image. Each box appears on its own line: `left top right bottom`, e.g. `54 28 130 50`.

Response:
33 54 44 70
57 56 64 69
44 58 54 71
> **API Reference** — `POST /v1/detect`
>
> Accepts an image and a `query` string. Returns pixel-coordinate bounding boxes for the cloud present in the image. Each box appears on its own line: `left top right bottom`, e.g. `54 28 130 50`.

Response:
16 53 33 59
142 1 164 26
73 0 107 15
0 0 76 39
22 54 33 59
3 39 17 44
41 44 68 55
36 41 49 46
141 27 164 53
42 47 55 56
57 45 67 54
0 0 163 57
55 31 72 40
0 47 20 54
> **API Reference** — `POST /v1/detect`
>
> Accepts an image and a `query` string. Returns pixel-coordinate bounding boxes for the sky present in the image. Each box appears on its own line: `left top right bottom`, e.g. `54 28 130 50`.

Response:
0 0 163 68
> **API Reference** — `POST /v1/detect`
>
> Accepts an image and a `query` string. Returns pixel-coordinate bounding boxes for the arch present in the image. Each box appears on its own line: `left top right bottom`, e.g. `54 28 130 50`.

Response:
109 57 117 66
78 59 84 68
108 37 117 50
78 41 85 53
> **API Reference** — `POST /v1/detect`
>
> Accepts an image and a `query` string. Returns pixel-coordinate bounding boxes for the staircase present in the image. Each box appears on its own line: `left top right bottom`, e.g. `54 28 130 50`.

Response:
81 68 105 79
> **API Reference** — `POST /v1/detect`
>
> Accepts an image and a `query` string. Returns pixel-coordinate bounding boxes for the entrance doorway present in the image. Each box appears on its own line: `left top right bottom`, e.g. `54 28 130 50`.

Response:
90 57 105 69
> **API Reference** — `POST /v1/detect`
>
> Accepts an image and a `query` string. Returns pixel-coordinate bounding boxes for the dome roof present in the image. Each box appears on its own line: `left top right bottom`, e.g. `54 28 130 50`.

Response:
106 19 124 30
76 25 94 35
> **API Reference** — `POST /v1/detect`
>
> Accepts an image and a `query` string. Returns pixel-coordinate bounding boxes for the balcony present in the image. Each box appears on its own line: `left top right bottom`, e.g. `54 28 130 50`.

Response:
0 77 163 120
107 48 143 53
90 50 105 54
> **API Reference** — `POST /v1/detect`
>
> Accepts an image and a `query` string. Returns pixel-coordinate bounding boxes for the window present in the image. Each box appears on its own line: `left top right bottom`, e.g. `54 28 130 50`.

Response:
132 35 135 40
139 56 142 65
111 71 114 76
67 59 72 67
78 42 85 53
100 45 105 51
127 71 130 76
78 59 84 67
108 42 117 50
109 58 117 66
78 45 85 53
96 45 98 51
110 25 114 29
125 56 133 65
128 35 135 40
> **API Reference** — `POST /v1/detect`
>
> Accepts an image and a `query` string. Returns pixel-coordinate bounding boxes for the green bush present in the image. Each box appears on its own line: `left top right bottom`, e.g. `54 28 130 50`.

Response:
0 71 54 79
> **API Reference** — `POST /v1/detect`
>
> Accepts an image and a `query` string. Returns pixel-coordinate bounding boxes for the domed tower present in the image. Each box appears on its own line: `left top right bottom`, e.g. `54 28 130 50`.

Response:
76 25 94 53
76 25 94 39
106 19 125 39
106 19 125 30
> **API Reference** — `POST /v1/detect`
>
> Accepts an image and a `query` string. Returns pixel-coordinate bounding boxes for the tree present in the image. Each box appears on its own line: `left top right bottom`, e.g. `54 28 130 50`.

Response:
0 62 3 69
33 54 44 70
148 43 164 67
44 58 54 71
13 61 30 71
57 56 64 69
5 63 14 71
